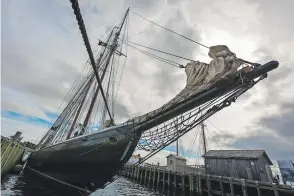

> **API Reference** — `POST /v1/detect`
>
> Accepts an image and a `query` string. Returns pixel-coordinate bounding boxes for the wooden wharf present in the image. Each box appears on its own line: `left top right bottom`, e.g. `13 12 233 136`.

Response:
120 165 294 196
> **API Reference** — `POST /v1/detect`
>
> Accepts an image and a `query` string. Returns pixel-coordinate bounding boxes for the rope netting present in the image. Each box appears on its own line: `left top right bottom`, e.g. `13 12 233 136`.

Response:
136 91 239 152
126 74 266 166
119 67 265 153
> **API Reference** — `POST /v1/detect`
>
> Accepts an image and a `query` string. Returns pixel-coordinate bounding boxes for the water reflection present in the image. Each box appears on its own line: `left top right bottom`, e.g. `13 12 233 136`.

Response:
1 174 162 196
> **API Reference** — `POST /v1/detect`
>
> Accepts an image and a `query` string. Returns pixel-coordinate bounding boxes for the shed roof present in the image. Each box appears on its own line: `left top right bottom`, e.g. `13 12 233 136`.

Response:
202 150 272 165
166 154 187 161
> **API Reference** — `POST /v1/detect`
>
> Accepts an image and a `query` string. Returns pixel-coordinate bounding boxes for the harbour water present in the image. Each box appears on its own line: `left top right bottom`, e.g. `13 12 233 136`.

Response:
1 174 161 196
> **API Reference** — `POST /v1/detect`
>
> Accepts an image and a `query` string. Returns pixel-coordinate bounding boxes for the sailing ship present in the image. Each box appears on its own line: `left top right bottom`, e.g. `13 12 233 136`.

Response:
23 1 279 195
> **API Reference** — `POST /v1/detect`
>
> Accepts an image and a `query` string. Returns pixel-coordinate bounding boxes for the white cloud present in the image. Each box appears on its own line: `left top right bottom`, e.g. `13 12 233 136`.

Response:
2 0 294 163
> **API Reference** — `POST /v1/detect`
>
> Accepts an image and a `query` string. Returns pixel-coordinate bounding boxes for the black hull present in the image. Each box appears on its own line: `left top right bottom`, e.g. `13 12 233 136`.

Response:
25 124 139 194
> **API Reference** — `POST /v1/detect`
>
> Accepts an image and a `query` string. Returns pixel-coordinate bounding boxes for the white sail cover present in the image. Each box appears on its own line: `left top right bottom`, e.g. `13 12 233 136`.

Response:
128 45 244 124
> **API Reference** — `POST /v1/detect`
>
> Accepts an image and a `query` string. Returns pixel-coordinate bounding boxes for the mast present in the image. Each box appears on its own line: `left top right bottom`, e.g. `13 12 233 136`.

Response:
66 78 93 139
201 122 207 154
176 139 179 155
82 30 114 132
82 8 129 132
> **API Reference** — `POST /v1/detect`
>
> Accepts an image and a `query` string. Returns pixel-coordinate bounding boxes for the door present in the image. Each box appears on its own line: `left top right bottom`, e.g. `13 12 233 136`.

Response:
246 167 253 180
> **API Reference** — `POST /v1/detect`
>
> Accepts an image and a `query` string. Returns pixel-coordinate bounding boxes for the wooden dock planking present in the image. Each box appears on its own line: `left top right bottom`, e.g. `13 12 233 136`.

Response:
121 165 294 196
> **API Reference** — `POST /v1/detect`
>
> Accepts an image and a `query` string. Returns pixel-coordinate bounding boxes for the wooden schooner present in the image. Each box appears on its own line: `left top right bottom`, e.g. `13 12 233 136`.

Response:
23 1 279 195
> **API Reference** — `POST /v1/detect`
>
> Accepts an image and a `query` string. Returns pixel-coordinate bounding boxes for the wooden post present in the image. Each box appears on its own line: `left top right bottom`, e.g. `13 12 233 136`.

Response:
189 173 194 195
241 179 248 196
189 173 194 193
163 170 166 192
255 181 261 196
140 167 144 184
168 171 171 189
229 177 235 196
136 167 139 180
174 171 177 191
272 183 279 196
157 169 160 192
182 173 185 194
144 168 148 185
133 167 136 180
127 167 130 178
198 174 203 196
195 173 199 194
207 174 212 196
148 168 152 188
219 176 225 196
137 167 140 180
153 168 156 190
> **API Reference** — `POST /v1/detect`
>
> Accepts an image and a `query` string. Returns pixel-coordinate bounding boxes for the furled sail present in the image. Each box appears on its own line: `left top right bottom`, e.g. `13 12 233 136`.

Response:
127 45 245 125
171 45 243 103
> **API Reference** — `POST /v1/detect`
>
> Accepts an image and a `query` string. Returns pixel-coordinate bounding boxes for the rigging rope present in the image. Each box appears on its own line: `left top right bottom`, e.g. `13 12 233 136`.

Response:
187 127 199 158
122 39 195 63
113 14 129 112
205 126 223 150
207 119 243 149
129 9 258 67
130 9 210 49
70 0 114 123
125 42 184 68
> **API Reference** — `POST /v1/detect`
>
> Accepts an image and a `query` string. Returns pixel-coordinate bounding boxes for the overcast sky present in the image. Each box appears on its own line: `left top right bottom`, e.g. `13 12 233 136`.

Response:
2 0 294 165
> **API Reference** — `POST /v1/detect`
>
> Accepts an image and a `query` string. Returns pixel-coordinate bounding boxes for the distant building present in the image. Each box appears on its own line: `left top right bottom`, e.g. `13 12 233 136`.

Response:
10 131 23 143
22 141 37 150
126 154 144 166
166 154 187 171
166 154 205 173
203 150 273 182
277 160 294 187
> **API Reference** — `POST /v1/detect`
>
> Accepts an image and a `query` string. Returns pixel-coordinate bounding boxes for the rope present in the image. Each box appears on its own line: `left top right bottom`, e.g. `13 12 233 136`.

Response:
207 119 243 149
69 0 113 123
187 127 199 158
130 9 210 49
125 42 184 68
129 9 259 67
122 39 195 62
205 126 223 150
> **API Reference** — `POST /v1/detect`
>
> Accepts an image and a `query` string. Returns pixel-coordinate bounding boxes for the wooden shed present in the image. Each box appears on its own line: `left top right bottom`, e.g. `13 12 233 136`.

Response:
166 154 187 171
202 150 273 182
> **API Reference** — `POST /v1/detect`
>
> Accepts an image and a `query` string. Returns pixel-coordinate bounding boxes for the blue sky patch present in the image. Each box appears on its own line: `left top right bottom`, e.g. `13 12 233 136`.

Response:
1 110 52 128
44 111 59 121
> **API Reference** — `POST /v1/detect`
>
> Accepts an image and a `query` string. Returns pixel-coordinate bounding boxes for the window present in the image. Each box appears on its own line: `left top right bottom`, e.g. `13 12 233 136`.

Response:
169 160 173 164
